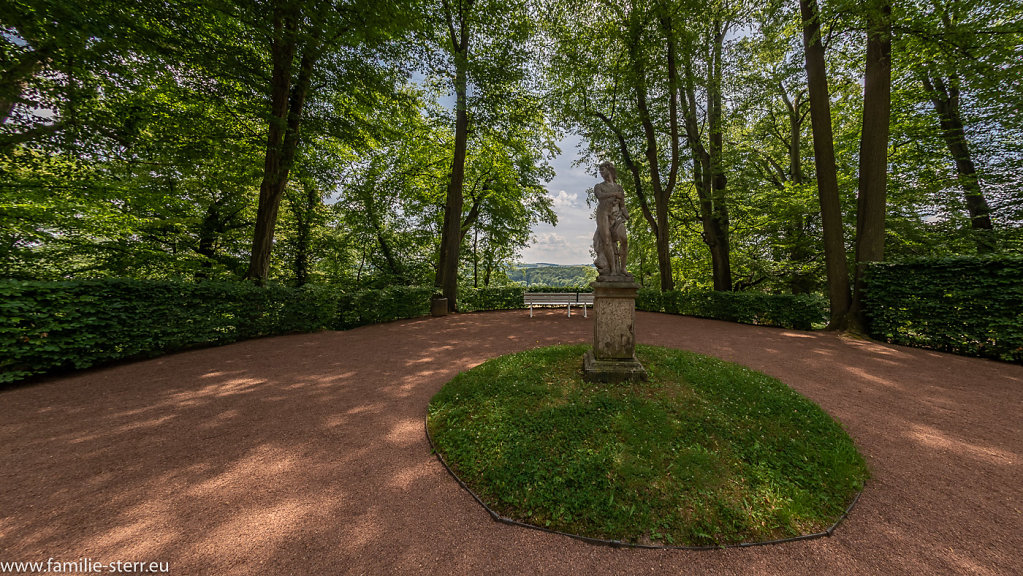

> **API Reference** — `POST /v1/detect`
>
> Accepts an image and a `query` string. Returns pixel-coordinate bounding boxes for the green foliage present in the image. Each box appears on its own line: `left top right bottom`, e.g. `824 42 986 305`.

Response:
523 285 593 293
459 286 525 312
506 264 596 287
638 289 828 330
335 286 433 329
863 256 1023 362
428 344 868 546
635 288 664 313
0 279 337 384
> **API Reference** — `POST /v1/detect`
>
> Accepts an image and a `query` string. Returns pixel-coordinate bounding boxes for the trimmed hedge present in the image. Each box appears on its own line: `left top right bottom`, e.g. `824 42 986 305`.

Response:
525 284 593 293
459 286 526 312
336 286 433 329
0 280 338 384
0 279 840 386
8 261 1016 386
637 289 828 331
863 256 1023 362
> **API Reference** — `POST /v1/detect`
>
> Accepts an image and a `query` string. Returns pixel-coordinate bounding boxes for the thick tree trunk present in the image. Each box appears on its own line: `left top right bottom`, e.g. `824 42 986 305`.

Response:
799 0 851 329
920 72 996 253
437 56 467 311
246 4 315 284
436 1 471 311
848 0 892 333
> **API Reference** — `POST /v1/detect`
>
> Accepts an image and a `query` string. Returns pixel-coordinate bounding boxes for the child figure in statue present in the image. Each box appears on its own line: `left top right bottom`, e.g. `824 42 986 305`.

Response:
592 162 630 279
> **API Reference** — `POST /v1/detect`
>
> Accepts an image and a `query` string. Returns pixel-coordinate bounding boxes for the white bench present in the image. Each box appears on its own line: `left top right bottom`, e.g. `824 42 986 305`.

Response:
524 292 594 318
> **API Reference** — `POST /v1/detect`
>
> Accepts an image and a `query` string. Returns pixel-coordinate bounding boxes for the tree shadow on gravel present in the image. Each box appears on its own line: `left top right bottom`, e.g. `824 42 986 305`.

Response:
0 310 1020 576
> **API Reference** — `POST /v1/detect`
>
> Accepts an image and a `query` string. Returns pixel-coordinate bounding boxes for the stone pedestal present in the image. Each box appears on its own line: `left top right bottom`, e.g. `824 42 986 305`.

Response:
583 279 647 383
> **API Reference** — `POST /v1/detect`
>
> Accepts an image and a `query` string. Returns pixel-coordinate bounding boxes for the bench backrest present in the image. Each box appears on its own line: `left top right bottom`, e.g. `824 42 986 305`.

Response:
524 292 593 304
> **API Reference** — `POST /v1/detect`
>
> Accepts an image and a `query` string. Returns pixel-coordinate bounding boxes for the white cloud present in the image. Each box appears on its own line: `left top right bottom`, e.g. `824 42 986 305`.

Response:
521 230 593 265
522 134 599 264
531 231 571 248
549 189 581 209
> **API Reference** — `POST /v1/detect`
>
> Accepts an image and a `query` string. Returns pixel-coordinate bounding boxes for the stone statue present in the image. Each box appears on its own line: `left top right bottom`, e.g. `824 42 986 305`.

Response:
585 162 645 383
592 162 631 279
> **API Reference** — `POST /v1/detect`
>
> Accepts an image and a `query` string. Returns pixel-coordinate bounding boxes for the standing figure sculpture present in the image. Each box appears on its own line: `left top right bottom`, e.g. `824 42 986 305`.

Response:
584 162 646 382
593 162 631 278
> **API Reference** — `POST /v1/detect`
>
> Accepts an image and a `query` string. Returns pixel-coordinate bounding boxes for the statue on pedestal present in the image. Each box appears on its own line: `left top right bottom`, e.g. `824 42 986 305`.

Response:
584 162 646 383
592 162 632 280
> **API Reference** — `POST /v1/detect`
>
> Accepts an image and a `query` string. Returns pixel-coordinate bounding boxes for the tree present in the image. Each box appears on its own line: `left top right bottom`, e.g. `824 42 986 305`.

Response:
798 0 852 329
727 8 823 294
420 0 541 309
679 9 734 291
244 0 409 283
1 1 266 279
460 129 557 286
543 0 737 291
897 0 1023 254
847 0 892 332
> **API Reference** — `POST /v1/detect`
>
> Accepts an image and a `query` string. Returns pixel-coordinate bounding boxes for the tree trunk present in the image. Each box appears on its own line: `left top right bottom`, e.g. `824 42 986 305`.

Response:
483 246 493 287
436 3 471 312
799 0 851 329
195 202 221 280
680 24 731 292
246 4 316 284
291 187 313 287
779 89 814 294
707 19 731 292
630 15 677 291
920 72 996 253
848 0 892 333
359 188 402 280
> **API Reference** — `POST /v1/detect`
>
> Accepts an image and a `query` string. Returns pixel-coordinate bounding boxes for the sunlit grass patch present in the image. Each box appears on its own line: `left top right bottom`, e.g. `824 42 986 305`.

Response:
427 344 868 547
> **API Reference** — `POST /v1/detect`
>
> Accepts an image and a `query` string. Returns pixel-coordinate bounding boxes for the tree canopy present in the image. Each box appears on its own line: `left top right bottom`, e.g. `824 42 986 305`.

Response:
2 0 1021 321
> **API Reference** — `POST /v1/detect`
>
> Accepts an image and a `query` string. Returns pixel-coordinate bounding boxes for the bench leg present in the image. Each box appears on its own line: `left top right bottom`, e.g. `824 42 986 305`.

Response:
529 304 533 318
584 303 588 318
567 304 572 318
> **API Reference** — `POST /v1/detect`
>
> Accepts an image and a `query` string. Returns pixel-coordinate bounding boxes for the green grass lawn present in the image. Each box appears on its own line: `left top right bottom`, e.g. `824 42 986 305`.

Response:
427 344 868 547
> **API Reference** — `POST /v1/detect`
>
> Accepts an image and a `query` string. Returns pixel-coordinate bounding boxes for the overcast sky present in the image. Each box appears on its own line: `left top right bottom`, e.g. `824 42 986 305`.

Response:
520 134 598 265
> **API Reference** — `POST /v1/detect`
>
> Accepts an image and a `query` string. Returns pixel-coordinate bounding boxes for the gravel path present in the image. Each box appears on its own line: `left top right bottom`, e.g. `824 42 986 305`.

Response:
1 310 1020 575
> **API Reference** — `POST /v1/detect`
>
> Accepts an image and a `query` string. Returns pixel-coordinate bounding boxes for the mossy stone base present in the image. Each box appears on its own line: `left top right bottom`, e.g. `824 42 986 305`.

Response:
583 350 647 383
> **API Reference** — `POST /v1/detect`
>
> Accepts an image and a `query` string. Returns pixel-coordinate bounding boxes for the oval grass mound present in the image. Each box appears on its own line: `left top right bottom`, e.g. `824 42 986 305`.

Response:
427 344 868 547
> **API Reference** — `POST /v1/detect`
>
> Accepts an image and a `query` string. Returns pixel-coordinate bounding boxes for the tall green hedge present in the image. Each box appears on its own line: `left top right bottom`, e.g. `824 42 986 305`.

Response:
0 279 849 386
0 280 338 384
336 286 433 329
863 256 1023 362
637 289 828 331
459 286 526 312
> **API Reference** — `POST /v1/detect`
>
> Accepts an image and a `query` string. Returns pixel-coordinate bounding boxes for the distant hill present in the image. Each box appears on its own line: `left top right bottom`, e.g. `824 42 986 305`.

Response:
506 263 597 287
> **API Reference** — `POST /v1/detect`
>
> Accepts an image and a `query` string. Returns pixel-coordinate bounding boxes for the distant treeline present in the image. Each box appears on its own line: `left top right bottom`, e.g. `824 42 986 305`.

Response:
506 264 597 287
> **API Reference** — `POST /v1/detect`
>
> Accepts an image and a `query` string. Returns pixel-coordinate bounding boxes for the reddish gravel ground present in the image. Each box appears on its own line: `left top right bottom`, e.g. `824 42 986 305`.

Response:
1 310 1021 576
